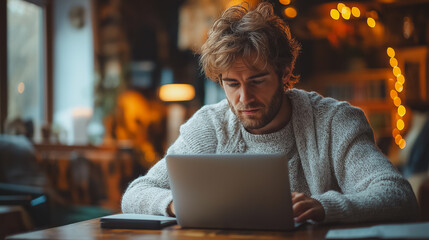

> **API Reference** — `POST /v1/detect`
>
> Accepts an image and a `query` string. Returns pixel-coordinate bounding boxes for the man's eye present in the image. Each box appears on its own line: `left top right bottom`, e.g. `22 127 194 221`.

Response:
227 83 239 87
253 80 264 85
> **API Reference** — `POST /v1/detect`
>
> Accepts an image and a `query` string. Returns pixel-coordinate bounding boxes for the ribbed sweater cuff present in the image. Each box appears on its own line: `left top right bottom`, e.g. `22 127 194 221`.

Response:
312 191 347 223
154 190 173 217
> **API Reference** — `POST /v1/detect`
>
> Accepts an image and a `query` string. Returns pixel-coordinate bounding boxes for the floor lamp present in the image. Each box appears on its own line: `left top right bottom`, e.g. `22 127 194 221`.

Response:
159 84 195 146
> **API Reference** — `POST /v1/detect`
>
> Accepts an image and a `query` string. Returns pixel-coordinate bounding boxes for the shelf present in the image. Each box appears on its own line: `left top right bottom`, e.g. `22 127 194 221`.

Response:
300 68 395 142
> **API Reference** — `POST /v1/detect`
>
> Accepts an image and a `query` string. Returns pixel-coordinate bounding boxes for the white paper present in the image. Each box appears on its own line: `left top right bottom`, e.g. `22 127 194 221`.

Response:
326 222 429 239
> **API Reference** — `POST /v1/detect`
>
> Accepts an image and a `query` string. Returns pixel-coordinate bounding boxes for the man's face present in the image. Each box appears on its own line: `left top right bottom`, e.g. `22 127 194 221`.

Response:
221 58 286 134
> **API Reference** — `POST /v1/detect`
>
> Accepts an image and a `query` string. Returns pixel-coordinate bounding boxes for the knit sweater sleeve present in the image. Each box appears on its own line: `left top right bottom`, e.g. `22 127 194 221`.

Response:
312 104 420 223
121 105 219 216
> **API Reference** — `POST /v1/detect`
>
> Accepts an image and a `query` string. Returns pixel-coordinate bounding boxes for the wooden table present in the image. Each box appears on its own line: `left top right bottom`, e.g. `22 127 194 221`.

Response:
5 218 377 240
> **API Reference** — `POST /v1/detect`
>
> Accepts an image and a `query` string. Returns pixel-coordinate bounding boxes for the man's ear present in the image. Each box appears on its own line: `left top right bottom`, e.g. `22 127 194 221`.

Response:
281 68 291 86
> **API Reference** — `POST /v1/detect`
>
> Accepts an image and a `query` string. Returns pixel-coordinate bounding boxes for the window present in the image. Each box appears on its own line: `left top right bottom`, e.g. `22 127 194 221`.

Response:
5 0 47 142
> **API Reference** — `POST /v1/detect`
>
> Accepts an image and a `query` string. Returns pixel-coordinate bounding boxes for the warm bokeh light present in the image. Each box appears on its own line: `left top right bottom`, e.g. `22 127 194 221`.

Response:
397 74 405 84
367 17 376 28
337 3 345 12
393 66 401 77
351 7 360 17
284 7 297 18
17 82 25 94
395 82 403 92
390 90 398 99
159 84 195 102
392 128 400 137
389 58 398 67
398 105 406 117
387 46 407 145
368 10 379 20
393 97 402 107
395 134 402 144
279 0 291 5
387 47 395 58
225 0 246 9
399 139 406 149
341 7 351 20
330 9 340 20
397 119 405 130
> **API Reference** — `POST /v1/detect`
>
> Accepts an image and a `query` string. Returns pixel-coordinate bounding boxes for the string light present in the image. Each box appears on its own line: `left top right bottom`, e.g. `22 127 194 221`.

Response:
389 58 398 67
386 46 407 148
327 5 407 149
337 3 346 12
393 97 401 107
398 105 406 117
395 82 403 92
387 47 395 58
330 4 363 21
397 74 405 84
395 134 402 145
351 7 360 17
390 89 398 99
279 0 291 5
341 6 351 20
367 17 376 28
399 139 406 149
284 7 297 18
393 66 401 77
397 119 405 130
392 128 400 137
330 9 340 20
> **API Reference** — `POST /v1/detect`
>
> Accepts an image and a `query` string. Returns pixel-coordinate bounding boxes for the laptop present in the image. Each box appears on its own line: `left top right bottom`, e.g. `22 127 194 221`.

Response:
166 153 296 231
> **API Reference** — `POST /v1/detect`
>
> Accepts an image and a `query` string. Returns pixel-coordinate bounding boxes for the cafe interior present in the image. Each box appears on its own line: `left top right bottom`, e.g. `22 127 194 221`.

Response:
0 0 429 237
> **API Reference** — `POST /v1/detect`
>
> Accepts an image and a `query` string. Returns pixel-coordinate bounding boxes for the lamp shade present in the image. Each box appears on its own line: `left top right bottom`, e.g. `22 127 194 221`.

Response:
159 84 195 102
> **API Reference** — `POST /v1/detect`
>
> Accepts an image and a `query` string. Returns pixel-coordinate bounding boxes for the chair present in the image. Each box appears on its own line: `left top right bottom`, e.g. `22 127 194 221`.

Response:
0 183 50 228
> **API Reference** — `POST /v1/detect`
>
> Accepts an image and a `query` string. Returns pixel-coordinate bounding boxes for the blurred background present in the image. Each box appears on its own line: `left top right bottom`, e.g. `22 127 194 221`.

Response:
0 0 429 237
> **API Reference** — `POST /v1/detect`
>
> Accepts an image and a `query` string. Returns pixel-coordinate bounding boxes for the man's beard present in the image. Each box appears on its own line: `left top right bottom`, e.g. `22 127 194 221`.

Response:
228 88 284 131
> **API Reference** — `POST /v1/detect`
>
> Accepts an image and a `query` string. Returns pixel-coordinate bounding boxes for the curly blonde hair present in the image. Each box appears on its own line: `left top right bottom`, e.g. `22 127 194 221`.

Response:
199 1 301 89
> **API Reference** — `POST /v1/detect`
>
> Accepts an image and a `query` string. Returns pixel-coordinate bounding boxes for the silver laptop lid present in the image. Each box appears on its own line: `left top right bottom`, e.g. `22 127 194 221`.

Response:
166 154 294 231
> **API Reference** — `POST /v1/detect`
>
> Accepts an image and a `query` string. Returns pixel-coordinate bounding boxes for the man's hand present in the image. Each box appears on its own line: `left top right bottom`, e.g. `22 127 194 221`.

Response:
167 201 176 217
292 192 325 223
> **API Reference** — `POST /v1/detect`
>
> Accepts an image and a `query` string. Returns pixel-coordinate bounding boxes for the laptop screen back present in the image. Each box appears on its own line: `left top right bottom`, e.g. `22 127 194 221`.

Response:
166 154 294 231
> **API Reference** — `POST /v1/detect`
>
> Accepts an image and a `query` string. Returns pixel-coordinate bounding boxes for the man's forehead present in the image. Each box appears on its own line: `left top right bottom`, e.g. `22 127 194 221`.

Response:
223 58 270 76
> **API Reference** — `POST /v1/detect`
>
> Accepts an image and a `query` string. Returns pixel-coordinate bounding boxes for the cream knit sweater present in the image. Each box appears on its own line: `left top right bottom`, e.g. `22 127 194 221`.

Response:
121 89 419 223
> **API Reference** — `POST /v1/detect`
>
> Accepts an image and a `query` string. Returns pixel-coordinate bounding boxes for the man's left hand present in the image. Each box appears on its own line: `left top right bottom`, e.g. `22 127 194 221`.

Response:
292 192 325 223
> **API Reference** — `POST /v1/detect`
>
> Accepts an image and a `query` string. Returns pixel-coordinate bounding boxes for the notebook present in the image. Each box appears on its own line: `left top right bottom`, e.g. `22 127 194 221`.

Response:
100 213 177 229
166 153 296 231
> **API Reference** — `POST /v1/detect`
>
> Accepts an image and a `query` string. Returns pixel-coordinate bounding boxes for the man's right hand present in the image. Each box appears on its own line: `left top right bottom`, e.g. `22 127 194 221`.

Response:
167 201 176 217
292 192 325 223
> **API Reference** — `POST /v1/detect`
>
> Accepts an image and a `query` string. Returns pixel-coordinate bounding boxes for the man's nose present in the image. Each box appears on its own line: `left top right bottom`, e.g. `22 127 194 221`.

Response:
239 85 255 104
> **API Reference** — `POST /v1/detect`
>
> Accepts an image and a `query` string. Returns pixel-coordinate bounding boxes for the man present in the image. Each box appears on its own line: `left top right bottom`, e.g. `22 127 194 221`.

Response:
122 2 419 223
